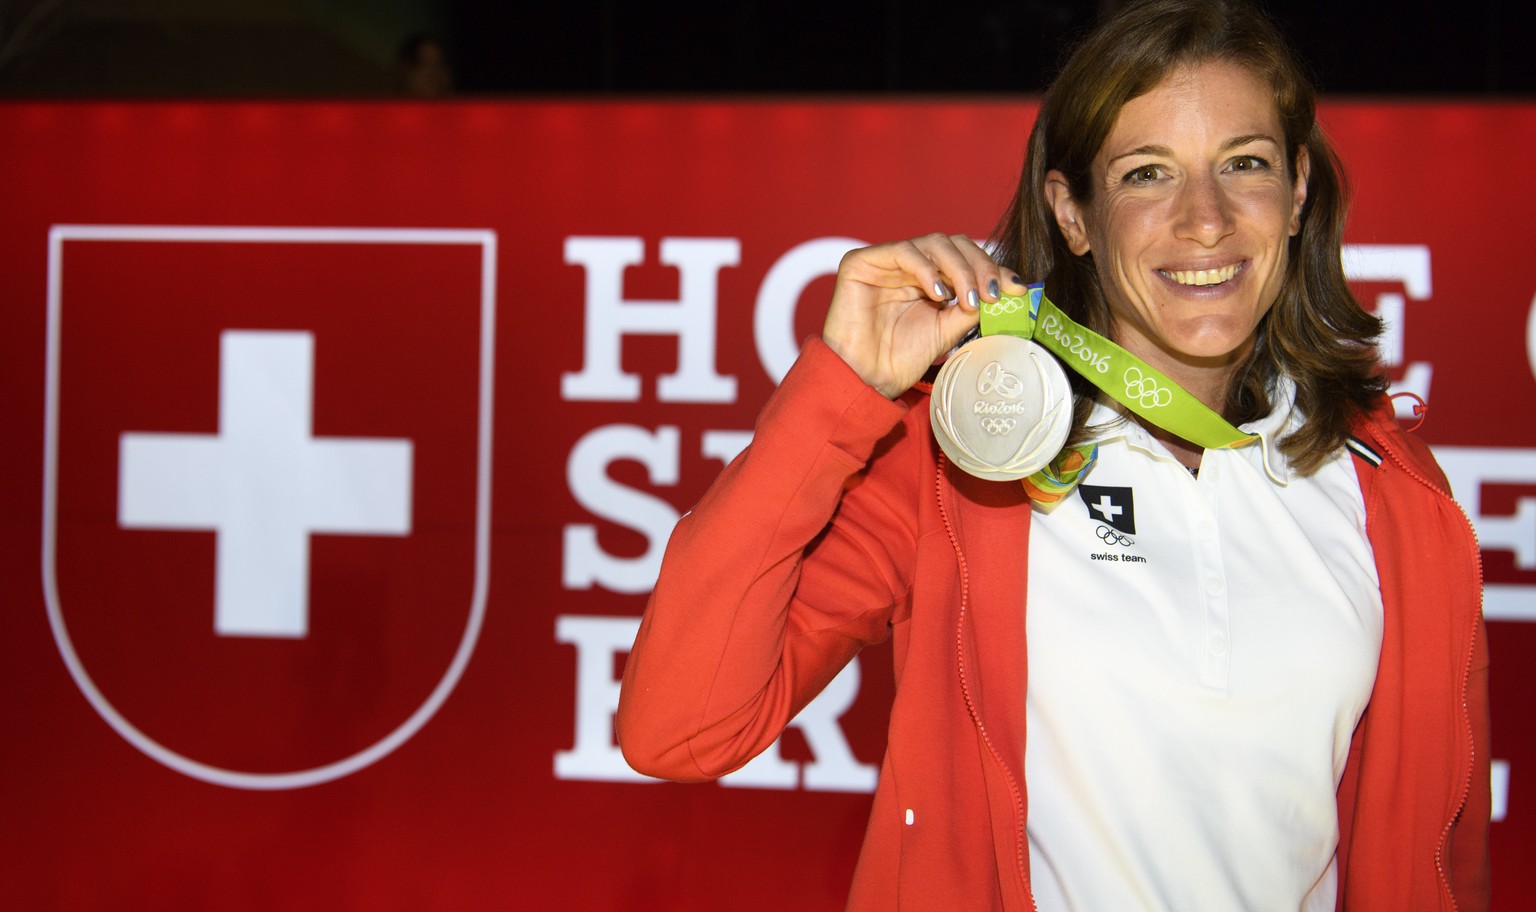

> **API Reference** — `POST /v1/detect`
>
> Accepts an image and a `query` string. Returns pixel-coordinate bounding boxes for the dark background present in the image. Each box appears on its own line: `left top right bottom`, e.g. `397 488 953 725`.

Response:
0 0 1528 98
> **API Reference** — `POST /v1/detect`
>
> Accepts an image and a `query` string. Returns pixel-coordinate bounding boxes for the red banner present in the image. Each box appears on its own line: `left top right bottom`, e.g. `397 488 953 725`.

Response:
1 99 1533 909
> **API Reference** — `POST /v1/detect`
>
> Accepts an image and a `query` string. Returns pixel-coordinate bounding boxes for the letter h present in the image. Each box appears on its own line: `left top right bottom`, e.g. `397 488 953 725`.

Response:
562 237 740 403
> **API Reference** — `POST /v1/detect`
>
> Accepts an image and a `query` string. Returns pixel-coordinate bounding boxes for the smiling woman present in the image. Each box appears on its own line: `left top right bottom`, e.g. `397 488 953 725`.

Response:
994 0 1385 478
1044 60 1311 463
617 1 1490 910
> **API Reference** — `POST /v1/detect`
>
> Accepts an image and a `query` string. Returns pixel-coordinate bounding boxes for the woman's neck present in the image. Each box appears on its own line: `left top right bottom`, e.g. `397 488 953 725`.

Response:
1144 421 1206 471
1129 352 1244 472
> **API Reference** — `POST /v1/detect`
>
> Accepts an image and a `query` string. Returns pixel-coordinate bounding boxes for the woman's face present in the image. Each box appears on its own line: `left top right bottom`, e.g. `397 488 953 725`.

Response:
1047 59 1309 377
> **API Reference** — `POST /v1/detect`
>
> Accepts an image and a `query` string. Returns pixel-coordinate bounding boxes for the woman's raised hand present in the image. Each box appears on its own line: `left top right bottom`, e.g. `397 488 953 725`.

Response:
822 233 1009 399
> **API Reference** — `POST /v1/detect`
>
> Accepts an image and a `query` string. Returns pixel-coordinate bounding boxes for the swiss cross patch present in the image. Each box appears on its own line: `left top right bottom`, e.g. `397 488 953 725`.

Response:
42 226 495 788
1077 483 1135 535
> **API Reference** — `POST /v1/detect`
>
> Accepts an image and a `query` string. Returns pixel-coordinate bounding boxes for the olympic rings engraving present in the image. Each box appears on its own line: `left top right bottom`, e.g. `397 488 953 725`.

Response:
1096 525 1134 547
979 416 1017 436
1123 366 1173 409
976 361 1024 399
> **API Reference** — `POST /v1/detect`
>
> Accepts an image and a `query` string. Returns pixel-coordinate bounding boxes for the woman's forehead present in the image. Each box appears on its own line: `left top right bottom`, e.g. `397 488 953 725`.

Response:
1098 60 1283 160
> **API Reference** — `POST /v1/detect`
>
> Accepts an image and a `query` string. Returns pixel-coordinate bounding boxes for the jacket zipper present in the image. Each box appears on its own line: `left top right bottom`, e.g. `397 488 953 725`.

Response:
1367 422 1484 912
934 455 1037 911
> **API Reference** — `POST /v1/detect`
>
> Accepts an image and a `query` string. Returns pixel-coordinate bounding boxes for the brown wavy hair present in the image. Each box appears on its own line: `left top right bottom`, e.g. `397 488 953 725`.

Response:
991 0 1385 474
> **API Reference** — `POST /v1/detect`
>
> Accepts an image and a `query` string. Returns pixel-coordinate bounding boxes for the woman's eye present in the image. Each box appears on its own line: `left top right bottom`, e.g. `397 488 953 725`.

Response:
1228 155 1271 172
1123 165 1164 184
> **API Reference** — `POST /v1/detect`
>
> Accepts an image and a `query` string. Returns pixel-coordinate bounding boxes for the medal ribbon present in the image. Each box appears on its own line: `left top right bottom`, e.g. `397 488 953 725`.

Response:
981 284 1258 502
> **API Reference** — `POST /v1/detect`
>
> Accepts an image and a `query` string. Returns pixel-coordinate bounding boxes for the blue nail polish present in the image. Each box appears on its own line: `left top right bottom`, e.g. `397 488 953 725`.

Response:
967 289 980 309
987 278 1000 298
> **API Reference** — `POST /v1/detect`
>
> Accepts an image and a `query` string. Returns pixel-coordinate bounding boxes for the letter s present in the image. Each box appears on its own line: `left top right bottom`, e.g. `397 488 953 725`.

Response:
563 425 681 593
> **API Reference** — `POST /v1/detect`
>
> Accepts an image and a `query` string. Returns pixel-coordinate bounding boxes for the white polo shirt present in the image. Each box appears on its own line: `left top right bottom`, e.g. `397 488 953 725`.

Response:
1023 383 1384 911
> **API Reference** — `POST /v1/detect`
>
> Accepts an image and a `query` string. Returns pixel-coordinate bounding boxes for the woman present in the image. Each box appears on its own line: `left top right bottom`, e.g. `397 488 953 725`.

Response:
617 1 1489 909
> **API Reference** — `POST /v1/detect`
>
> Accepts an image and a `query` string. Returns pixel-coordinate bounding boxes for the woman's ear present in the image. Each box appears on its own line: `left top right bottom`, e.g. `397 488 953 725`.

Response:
1044 170 1091 255
1289 146 1311 237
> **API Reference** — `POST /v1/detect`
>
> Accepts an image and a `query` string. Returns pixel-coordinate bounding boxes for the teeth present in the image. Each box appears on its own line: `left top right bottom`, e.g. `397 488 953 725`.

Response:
1165 264 1239 286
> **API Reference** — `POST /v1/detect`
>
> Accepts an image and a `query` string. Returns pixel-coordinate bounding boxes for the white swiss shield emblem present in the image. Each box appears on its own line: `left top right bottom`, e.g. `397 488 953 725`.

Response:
42 226 496 789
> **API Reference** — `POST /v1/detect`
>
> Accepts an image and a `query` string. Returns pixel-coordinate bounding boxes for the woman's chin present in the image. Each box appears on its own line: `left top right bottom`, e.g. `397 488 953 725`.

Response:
1168 316 1264 360
1152 330 1260 371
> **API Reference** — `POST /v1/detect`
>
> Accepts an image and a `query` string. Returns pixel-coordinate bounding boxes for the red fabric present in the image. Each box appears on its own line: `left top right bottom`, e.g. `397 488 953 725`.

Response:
618 338 1489 910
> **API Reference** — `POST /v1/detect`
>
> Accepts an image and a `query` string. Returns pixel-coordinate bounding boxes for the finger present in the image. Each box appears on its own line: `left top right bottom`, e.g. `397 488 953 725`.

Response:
937 295 982 345
945 234 1009 305
915 233 989 311
883 237 957 304
837 240 944 304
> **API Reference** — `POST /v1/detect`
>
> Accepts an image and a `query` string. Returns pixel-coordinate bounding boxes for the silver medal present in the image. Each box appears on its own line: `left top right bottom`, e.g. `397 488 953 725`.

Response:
930 334 1073 481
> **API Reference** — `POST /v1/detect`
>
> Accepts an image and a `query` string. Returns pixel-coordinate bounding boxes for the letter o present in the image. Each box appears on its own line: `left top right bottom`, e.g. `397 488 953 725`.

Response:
755 237 866 384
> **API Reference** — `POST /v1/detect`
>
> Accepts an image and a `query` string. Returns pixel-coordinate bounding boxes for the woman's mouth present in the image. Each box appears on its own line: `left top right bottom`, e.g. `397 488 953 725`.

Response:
1159 263 1241 287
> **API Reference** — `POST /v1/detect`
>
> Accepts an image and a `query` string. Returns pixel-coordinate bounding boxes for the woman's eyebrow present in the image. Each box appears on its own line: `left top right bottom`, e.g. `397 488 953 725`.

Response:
1222 132 1283 151
1106 144 1172 166
1105 133 1283 167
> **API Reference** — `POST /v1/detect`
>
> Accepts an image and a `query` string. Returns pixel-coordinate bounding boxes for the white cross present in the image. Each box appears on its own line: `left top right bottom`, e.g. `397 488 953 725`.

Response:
1090 494 1123 523
119 331 413 638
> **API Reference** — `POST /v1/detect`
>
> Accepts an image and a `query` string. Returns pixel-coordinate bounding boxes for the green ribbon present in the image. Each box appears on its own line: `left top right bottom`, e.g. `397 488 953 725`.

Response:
982 284 1258 499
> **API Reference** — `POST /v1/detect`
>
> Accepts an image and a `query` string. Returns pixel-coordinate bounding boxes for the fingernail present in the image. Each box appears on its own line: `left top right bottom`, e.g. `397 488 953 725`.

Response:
967 289 980 309
987 278 1000 298
934 281 950 299
1010 273 1024 287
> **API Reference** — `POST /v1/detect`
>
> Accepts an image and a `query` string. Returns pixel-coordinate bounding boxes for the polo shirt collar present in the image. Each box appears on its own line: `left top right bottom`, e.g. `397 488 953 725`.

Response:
1239 376 1300 485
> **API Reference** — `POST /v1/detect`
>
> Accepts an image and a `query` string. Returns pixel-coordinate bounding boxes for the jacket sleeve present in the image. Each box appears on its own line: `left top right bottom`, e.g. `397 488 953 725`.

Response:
616 338 924 781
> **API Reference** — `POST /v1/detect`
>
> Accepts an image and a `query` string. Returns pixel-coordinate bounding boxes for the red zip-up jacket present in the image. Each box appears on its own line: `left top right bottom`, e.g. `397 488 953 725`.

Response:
618 339 1490 910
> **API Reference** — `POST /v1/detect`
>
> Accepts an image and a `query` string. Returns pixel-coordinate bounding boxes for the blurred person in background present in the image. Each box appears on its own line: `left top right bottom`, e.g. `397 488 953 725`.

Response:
397 32 452 98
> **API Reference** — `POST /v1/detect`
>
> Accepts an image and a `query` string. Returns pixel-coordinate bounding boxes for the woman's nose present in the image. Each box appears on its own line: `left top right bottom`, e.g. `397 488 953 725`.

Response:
1175 173 1235 246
